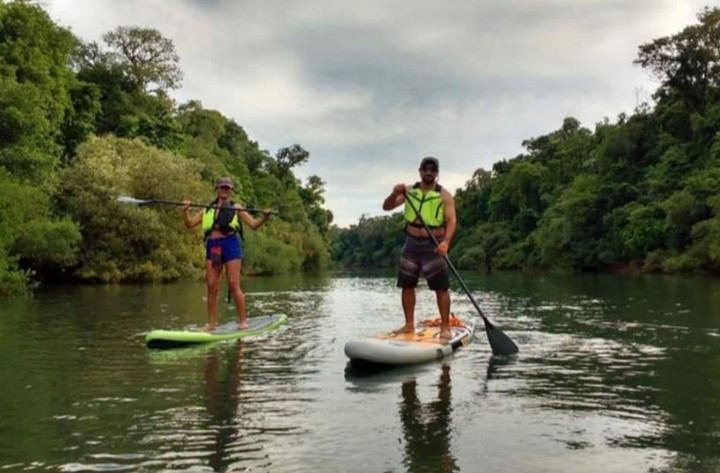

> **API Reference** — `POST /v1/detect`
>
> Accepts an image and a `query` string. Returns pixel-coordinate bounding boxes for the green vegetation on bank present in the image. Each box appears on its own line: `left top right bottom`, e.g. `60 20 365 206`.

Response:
332 7 720 276
0 1 331 295
4 2 720 295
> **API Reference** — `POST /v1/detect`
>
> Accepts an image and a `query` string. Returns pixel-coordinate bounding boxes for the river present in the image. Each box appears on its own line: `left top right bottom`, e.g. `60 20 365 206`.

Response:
1 271 719 472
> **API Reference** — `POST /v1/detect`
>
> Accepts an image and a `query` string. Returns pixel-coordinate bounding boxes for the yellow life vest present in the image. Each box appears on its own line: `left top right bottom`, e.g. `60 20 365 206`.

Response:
201 200 242 239
403 183 445 229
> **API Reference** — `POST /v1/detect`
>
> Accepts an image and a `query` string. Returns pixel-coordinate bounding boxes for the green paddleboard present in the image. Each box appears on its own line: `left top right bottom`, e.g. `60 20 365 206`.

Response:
145 313 287 349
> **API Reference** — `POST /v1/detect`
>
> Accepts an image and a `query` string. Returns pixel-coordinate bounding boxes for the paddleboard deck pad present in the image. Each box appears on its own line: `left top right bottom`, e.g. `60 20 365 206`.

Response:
344 316 476 365
146 313 287 349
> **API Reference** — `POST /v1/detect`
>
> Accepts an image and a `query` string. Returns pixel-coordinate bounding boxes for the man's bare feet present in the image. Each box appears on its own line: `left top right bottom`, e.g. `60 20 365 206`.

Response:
201 324 217 332
439 327 452 340
238 321 249 330
391 324 415 335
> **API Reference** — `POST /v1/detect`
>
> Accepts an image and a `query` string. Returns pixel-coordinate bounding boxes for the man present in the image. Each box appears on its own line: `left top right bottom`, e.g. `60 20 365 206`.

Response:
383 157 457 339
182 177 272 331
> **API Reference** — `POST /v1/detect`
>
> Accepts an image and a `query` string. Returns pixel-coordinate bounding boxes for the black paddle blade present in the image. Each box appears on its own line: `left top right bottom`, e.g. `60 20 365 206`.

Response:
483 323 519 356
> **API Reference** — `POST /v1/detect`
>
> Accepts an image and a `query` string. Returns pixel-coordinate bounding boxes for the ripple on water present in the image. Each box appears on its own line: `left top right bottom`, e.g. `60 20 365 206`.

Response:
4 275 720 472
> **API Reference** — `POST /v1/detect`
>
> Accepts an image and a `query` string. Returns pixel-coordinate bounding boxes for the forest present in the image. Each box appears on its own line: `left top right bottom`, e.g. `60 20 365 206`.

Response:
332 8 720 276
0 1 332 295
3 2 720 296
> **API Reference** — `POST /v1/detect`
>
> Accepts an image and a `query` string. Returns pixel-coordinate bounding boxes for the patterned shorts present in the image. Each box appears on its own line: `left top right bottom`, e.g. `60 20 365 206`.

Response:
396 236 449 290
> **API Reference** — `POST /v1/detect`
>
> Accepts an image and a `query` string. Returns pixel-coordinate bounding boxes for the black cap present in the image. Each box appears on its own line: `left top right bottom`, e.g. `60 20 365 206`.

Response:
419 156 439 170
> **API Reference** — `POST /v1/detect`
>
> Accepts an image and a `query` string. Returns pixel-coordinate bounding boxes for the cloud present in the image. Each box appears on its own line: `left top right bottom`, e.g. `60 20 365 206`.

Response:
46 0 711 226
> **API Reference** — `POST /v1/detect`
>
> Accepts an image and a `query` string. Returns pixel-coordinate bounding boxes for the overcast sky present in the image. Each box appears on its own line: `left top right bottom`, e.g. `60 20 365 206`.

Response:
46 0 714 227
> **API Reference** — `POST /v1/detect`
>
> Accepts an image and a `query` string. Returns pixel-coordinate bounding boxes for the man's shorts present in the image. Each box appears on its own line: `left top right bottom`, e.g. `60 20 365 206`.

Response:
396 235 449 290
206 236 244 263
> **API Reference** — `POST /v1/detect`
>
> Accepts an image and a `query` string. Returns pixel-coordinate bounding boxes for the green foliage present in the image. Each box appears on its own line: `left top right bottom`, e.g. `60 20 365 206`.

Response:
102 26 182 92
274 144 309 177
75 30 184 151
0 4 333 292
0 168 80 293
15 1 720 287
488 160 549 229
13 218 81 267
452 223 512 270
635 7 720 112
60 80 101 159
0 1 77 184
647 146 692 197
330 214 404 267
299 175 333 235
617 203 667 261
243 230 302 275
57 135 206 282
662 190 709 250
176 101 253 194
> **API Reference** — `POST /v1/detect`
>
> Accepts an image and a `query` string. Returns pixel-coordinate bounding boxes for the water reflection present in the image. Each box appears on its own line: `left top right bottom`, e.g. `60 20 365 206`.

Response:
203 341 244 472
344 362 459 473
400 364 458 473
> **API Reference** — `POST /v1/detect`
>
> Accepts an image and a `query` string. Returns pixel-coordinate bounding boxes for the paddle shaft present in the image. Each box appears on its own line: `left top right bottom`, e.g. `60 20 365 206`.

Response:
403 194 492 325
155 199 266 213
402 190 519 355
130 198 268 213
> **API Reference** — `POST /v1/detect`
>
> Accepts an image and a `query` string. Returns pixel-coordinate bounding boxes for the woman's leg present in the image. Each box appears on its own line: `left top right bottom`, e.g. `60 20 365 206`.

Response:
225 258 247 328
205 259 222 330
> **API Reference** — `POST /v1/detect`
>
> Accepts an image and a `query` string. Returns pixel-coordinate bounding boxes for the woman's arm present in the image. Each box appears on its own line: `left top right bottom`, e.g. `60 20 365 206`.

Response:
182 200 202 228
236 203 272 229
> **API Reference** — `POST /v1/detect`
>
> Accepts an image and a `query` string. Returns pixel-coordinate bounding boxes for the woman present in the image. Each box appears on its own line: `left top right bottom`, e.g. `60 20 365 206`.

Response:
182 177 272 331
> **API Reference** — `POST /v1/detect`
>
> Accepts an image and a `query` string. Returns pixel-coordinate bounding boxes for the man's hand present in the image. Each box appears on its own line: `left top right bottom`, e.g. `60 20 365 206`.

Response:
383 184 407 211
436 240 449 256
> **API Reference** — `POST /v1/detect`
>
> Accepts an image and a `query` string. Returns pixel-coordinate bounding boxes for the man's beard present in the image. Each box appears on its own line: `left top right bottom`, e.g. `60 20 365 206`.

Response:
421 175 436 185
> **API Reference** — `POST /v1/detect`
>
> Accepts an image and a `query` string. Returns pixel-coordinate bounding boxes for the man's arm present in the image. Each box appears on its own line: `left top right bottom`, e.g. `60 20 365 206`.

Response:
383 184 408 211
437 189 456 256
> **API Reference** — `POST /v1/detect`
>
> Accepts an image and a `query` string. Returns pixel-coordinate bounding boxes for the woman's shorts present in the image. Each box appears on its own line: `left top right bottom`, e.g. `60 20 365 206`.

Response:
206 236 244 263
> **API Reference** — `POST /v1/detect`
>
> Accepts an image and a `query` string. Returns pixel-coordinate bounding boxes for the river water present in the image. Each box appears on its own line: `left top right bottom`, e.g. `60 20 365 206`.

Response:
1 271 719 472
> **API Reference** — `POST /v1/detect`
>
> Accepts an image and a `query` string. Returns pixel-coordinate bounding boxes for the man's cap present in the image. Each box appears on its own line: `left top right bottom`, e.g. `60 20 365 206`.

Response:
419 156 439 170
215 177 234 189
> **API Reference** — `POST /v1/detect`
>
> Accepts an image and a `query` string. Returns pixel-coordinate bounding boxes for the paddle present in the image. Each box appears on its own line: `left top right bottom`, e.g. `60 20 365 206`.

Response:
117 196 272 214
403 191 519 356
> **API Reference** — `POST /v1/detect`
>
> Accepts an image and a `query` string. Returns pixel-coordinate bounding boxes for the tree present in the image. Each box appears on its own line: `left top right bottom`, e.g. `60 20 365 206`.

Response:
0 168 81 294
57 135 207 282
102 26 182 92
299 175 334 235
75 30 184 151
275 144 309 176
635 7 720 112
0 1 78 183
